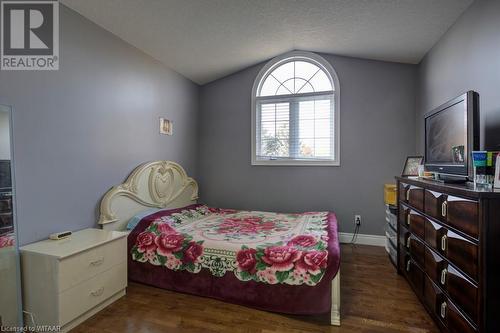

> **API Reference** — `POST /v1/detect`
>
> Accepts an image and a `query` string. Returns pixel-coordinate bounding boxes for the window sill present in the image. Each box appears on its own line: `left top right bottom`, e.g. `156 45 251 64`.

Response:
251 159 340 167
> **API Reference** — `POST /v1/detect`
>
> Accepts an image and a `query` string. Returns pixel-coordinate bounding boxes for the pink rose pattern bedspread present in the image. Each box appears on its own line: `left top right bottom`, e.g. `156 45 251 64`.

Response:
131 206 331 286
0 232 15 249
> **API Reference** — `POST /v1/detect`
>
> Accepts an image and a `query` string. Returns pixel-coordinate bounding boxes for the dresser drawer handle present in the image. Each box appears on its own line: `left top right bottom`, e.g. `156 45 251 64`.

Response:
90 287 104 297
407 214 411 226
406 190 410 201
441 201 448 217
440 302 447 319
406 236 411 249
406 260 411 272
90 258 104 266
441 235 448 252
440 268 447 286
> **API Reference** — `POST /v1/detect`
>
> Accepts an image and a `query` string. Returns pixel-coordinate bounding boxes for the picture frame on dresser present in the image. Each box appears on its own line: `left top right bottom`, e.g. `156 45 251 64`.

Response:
402 156 424 177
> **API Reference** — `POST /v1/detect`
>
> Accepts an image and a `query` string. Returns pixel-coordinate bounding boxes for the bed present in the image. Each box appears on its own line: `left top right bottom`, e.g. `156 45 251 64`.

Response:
97 161 341 325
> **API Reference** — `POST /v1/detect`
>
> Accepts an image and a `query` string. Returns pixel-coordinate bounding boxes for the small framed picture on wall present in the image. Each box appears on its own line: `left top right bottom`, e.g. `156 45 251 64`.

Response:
402 156 424 177
159 118 173 135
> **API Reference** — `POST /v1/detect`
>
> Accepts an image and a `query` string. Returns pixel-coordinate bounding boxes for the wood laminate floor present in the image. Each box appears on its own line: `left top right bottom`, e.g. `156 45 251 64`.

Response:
72 244 439 333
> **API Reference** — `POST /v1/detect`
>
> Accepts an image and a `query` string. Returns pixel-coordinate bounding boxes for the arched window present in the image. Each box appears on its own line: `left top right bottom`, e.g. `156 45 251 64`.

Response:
251 51 340 166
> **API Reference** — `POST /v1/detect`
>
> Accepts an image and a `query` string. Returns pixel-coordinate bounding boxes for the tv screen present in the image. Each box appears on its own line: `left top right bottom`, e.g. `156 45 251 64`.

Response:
0 160 11 190
426 101 467 165
424 91 479 178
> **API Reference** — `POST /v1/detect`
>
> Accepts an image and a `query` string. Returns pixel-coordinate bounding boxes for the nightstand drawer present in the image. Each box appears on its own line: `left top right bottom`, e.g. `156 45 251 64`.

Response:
59 237 126 291
59 262 127 326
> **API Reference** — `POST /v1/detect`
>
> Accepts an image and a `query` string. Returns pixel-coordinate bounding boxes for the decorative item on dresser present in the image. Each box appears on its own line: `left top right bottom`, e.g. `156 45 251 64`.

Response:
396 176 500 333
20 228 127 332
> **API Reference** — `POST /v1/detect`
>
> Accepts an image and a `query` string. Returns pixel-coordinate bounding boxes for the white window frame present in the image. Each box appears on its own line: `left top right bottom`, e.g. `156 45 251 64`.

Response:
251 51 340 166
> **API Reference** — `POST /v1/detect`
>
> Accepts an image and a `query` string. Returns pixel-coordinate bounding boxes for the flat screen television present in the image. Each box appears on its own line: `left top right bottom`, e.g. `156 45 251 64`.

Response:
0 160 12 191
424 91 479 180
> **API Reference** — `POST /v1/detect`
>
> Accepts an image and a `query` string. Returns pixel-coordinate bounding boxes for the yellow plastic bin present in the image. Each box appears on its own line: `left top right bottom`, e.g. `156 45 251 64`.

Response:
384 184 397 206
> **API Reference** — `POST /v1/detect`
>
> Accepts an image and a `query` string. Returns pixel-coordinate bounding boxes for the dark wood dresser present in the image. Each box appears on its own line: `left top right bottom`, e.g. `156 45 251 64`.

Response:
396 177 500 333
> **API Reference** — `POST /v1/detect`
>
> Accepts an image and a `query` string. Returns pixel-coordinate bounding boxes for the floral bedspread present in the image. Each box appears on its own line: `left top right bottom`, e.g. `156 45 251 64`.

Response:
0 232 15 249
131 205 332 286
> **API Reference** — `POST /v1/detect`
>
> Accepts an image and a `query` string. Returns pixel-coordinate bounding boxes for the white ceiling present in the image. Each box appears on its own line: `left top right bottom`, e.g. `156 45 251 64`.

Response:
61 0 473 85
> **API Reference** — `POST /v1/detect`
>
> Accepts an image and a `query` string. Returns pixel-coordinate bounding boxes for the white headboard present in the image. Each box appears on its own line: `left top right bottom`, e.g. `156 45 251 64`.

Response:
98 161 198 231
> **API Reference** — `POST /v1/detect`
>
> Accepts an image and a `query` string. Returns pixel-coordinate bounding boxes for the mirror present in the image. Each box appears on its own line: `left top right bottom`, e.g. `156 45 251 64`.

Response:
0 105 21 328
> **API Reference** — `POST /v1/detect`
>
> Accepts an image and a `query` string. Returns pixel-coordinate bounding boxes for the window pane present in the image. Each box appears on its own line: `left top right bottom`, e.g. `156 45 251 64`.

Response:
309 70 333 92
296 82 314 94
315 119 331 138
299 139 314 157
299 101 315 120
299 119 314 138
276 85 291 95
295 61 319 81
260 75 281 97
315 138 331 157
259 103 290 158
315 99 332 118
271 62 294 83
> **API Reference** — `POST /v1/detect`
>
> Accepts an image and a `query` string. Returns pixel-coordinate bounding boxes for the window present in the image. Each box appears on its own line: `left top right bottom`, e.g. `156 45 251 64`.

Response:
251 51 340 166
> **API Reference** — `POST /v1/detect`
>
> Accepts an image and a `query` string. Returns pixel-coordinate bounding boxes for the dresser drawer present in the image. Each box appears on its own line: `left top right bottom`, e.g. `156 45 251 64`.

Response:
424 247 478 323
399 183 424 211
443 196 479 239
0 212 12 227
424 190 446 221
0 198 11 213
400 248 424 297
399 226 425 268
442 298 478 333
424 219 478 281
59 238 126 291
400 208 425 239
59 262 127 326
423 275 445 326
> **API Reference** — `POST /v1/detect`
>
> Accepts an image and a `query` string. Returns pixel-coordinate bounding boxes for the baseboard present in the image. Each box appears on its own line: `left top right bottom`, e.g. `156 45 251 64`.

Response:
339 232 385 247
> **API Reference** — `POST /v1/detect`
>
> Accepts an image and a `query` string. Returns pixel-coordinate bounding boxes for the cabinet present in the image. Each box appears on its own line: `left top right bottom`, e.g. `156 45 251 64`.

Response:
396 177 500 333
20 228 127 332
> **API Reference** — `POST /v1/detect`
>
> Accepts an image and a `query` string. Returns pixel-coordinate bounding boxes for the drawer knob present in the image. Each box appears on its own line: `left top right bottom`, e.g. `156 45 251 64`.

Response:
407 214 411 226
441 201 448 217
90 258 104 266
90 287 104 297
440 302 447 319
406 236 411 249
406 190 410 201
406 260 411 272
440 268 447 286
441 235 448 252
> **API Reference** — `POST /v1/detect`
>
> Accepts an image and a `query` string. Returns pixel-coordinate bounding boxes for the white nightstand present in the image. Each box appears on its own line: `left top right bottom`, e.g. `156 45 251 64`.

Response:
20 228 127 332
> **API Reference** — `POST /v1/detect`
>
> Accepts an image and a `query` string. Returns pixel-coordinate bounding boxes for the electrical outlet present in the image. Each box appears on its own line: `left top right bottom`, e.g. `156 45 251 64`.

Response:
354 215 361 226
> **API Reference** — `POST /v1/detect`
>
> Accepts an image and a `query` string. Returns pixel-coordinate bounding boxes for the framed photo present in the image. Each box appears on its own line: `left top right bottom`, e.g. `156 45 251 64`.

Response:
402 156 424 177
159 118 173 135
495 154 500 189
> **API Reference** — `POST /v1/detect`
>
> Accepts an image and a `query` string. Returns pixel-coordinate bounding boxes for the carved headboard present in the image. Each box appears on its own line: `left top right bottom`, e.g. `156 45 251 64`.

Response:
98 161 198 231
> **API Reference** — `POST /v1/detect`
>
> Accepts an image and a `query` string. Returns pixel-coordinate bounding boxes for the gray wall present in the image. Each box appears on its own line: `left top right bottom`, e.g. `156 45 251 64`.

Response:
0 6 199 245
417 0 500 153
199 53 417 235
0 109 10 160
